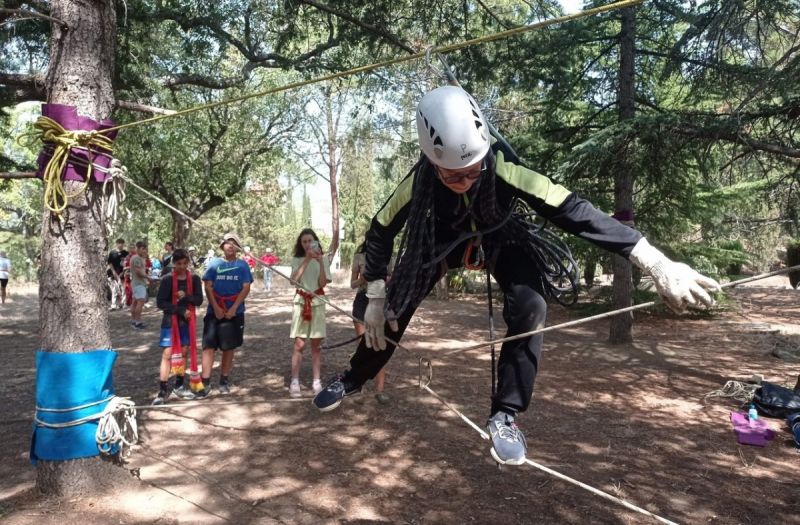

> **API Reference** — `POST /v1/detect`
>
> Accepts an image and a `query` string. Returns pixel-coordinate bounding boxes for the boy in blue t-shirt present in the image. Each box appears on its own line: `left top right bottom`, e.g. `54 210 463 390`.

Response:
197 232 253 397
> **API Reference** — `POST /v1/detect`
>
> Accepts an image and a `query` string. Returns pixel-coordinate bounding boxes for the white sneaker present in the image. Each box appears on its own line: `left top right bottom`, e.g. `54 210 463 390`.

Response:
289 380 301 398
312 380 323 395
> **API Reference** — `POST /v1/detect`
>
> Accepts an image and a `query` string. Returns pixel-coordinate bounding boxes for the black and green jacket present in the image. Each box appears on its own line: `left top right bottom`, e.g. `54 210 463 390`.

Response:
363 141 642 281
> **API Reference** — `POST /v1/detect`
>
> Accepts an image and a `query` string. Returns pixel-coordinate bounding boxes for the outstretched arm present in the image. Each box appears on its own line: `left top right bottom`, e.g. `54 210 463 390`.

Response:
628 238 721 313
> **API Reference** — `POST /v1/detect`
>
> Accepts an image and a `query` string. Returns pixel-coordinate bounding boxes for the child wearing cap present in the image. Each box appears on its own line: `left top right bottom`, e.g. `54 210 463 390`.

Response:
197 233 253 397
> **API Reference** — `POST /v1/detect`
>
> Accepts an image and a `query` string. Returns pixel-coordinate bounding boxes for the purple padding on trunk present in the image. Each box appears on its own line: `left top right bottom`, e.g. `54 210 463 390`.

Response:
35 103 117 183
730 411 775 447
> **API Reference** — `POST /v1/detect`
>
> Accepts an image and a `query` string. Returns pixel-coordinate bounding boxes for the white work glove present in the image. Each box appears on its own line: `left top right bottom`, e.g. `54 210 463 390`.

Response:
629 238 722 314
364 280 399 351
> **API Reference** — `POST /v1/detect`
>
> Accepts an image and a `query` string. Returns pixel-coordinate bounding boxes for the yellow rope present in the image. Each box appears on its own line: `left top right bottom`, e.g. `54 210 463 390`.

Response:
96 0 643 136
21 116 114 218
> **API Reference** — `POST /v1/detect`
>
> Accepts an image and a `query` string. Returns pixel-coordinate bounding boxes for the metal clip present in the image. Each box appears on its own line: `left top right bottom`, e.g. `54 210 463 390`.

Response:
418 357 433 389
464 240 485 270
425 47 460 87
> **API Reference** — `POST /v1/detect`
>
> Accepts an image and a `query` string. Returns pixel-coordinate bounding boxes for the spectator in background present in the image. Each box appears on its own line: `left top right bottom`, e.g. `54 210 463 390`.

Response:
242 246 257 274
161 241 175 276
288 229 332 397
130 241 152 329
188 246 200 269
106 238 128 310
202 249 216 272
0 250 11 305
123 241 137 307
151 257 163 280
260 247 280 293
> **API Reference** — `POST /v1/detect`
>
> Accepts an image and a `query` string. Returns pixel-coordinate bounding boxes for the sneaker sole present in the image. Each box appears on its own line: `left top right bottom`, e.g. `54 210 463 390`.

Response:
490 447 526 466
313 397 343 412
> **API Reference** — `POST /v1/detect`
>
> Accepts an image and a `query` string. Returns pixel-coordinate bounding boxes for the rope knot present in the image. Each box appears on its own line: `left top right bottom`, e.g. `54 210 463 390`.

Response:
26 115 116 219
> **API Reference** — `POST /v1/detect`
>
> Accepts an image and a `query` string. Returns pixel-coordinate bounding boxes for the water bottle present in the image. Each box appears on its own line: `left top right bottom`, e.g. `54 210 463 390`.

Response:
748 404 759 426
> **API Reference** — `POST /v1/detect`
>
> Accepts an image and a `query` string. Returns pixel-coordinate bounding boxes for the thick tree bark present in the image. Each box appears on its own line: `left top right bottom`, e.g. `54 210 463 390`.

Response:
171 212 193 248
37 0 124 496
609 6 636 345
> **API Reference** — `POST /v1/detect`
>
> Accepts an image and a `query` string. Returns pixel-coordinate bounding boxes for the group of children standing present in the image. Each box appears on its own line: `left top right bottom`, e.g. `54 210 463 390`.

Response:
152 233 252 404
150 228 388 405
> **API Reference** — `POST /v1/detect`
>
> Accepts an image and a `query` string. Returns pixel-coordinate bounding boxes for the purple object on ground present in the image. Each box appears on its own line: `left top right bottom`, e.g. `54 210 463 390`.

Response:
730 411 776 447
35 103 117 183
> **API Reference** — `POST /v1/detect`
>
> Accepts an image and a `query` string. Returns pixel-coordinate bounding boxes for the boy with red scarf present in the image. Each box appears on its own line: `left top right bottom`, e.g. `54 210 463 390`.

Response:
152 249 204 405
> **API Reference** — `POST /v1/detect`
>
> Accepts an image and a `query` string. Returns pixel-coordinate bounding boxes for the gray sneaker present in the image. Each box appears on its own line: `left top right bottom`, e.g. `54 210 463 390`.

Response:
151 392 169 406
486 412 527 465
217 382 231 395
173 385 195 400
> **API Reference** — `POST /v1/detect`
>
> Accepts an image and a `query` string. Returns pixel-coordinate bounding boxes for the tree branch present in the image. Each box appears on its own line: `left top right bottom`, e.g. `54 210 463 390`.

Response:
0 72 46 101
115 100 176 115
0 7 67 27
0 171 38 179
295 0 415 54
673 125 800 159
474 0 512 29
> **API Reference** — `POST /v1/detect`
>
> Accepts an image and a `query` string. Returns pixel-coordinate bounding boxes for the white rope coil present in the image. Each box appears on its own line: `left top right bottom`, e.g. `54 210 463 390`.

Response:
102 158 127 235
35 395 138 457
96 396 138 456
704 380 759 404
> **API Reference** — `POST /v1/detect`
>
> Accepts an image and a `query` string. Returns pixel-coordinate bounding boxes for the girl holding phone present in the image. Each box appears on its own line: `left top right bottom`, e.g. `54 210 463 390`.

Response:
288 228 332 397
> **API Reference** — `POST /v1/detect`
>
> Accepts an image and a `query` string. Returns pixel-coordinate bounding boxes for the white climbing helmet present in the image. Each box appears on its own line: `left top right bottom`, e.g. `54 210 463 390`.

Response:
416 86 490 170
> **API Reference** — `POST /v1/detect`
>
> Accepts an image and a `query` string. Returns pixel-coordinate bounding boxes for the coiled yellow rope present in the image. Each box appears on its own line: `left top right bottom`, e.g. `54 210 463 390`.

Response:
22 116 114 218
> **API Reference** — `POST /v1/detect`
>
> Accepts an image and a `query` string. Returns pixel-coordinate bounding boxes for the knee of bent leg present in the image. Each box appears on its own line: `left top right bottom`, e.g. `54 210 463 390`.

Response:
506 285 547 329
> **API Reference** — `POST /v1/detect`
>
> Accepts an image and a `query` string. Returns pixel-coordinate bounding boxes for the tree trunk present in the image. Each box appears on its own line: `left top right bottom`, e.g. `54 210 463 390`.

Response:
37 0 123 497
609 6 636 345
171 211 192 248
326 95 340 258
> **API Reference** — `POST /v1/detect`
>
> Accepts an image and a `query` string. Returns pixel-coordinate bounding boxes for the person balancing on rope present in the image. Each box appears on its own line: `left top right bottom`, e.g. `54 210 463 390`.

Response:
313 85 721 465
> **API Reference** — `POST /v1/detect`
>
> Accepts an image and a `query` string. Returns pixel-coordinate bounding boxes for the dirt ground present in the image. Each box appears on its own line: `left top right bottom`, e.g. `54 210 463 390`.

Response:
0 273 799 524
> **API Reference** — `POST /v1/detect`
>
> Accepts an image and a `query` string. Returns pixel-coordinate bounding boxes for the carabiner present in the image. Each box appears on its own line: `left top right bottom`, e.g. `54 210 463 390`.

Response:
464 241 485 270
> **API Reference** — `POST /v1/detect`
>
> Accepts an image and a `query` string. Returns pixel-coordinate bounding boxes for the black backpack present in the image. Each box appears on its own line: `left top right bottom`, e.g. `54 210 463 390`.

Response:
752 381 800 418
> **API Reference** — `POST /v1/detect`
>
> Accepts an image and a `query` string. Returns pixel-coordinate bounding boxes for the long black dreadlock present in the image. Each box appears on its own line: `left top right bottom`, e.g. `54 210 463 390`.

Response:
385 155 439 320
386 149 579 321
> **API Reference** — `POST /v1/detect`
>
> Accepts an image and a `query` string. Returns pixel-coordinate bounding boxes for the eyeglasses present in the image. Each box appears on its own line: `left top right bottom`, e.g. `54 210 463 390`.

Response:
436 163 487 184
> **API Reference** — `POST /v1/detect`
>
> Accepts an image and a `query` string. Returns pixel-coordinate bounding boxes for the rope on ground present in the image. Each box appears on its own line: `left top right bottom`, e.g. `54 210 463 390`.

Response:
703 380 760 404
444 264 800 356
89 0 642 137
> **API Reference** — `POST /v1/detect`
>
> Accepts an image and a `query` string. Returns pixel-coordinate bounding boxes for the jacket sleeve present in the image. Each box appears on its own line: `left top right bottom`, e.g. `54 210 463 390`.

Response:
186 275 204 307
543 194 642 256
363 172 415 281
494 145 642 257
156 276 175 315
